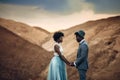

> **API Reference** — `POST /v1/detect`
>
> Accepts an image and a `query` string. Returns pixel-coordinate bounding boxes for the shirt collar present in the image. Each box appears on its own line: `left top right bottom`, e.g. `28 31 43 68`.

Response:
79 39 85 44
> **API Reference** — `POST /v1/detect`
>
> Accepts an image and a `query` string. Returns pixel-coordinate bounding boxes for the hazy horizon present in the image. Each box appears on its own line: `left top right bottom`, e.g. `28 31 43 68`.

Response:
0 0 120 32
1 15 119 33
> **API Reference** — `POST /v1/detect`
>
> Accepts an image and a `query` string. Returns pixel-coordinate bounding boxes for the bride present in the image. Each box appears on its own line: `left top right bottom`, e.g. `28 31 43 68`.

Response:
47 31 70 80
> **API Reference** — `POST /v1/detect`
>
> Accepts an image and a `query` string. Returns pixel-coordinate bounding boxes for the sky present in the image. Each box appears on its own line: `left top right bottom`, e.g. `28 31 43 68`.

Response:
0 0 120 32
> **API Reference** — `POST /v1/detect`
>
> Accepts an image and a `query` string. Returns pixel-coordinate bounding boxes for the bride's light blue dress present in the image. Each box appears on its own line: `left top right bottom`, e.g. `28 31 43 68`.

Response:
47 42 67 80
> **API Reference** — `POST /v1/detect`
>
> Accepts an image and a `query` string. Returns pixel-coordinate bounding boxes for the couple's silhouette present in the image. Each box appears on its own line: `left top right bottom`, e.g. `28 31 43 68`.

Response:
47 30 89 80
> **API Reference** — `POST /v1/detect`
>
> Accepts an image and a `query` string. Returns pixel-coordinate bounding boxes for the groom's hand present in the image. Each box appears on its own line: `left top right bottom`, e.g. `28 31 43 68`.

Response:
70 62 75 67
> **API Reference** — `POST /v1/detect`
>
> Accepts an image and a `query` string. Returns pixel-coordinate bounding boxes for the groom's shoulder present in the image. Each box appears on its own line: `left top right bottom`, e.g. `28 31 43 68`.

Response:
81 41 88 48
81 41 88 45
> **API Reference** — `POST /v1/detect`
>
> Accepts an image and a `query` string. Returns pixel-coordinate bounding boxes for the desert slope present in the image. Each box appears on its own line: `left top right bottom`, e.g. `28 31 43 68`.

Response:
42 16 120 56
0 26 52 80
0 18 50 46
66 16 120 80
0 16 120 80
42 16 120 80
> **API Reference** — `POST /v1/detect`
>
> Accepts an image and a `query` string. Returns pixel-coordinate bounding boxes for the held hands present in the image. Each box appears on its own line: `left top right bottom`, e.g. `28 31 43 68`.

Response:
67 62 75 67
70 62 75 67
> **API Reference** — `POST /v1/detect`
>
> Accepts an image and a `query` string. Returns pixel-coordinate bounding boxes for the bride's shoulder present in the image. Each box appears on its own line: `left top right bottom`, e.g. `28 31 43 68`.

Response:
54 42 59 45
54 42 61 48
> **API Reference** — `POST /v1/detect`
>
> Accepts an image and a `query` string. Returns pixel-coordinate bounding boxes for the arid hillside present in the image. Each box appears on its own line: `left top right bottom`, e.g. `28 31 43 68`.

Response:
0 18 50 46
0 16 120 80
42 16 120 80
0 26 52 80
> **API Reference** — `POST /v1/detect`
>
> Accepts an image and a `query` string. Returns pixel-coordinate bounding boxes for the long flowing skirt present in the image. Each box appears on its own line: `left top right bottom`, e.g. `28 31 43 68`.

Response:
47 56 67 80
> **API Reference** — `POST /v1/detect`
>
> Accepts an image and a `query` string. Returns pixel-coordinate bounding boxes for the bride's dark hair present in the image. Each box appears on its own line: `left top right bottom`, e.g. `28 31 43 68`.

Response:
53 31 64 42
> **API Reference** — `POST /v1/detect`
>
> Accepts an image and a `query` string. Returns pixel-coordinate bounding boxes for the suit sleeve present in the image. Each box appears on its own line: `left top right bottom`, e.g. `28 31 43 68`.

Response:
75 44 88 68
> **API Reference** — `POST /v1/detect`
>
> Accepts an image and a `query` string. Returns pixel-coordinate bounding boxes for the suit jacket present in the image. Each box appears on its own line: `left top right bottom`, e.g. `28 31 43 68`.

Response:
75 40 89 70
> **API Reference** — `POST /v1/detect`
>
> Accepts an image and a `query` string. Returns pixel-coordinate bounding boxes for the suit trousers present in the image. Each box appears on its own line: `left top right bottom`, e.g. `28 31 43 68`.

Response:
78 69 87 80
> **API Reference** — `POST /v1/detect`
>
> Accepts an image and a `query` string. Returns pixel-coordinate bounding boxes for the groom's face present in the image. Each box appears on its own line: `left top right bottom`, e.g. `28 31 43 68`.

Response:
76 35 82 42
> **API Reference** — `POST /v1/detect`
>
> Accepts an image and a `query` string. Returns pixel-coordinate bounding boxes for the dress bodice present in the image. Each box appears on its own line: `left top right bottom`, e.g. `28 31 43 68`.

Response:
54 42 63 56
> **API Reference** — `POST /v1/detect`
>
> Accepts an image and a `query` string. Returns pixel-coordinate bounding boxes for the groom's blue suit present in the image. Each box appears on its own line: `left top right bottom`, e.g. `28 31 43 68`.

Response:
75 40 89 80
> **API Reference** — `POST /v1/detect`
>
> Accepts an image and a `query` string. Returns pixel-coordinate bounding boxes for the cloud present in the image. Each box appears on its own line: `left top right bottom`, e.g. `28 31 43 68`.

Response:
68 0 93 10
85 0 120 14
0 0 120 14
0 0 68 14
40 0 94 15
0 3 119 32
0 3 59 19
0 0 94 15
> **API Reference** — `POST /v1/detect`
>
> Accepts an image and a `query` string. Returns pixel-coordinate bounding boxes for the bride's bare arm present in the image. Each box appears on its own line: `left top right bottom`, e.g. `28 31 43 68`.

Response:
54 45 70 65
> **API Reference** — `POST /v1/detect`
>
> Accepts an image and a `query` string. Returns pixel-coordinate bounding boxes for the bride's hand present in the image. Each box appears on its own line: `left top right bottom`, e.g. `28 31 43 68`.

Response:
67 62 71 66
70 62 74 66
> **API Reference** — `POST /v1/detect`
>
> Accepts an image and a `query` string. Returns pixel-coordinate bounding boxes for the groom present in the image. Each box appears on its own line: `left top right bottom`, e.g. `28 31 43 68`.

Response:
70 30 89 80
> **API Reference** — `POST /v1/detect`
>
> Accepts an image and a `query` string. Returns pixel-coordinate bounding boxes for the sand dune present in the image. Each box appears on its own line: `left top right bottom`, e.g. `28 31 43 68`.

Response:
42 16 120 80
0 18 50 46
0 26 52 80
0 16 120 80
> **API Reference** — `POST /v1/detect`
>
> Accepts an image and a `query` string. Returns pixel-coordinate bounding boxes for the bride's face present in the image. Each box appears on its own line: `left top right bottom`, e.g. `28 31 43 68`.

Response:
58 36 63 43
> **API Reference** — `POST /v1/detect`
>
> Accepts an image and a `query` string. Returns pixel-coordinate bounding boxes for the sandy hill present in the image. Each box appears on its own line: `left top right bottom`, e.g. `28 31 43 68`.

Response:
42 16 120 80
0 16 120 80
42 16 120 56
0 18 50 46
0 26 52 80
